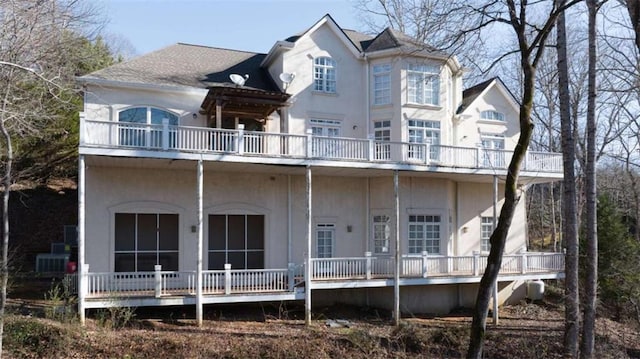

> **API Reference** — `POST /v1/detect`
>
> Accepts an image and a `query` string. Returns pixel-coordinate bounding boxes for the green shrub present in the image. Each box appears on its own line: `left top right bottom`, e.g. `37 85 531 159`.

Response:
5 319 68 358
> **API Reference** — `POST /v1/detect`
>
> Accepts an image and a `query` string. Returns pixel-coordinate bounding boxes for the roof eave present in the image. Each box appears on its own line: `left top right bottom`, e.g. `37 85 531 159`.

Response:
77 77 209 96
260 40 295 68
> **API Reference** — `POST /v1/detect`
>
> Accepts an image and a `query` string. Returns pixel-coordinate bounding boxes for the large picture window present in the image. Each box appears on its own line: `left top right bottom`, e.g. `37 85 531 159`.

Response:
314 57 337 93
407 64 440 106
408 215 441 254
208 214 264 270
118 106 179 147
114 213 179 272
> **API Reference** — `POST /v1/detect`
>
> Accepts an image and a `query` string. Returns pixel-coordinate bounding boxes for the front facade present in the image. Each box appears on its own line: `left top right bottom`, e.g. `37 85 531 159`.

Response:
76 15 563 323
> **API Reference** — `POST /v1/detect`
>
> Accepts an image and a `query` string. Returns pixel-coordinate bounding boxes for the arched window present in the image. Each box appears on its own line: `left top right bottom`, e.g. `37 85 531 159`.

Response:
118 107 178 125
313 57 336 93
117 107 179 148
480 110 505 122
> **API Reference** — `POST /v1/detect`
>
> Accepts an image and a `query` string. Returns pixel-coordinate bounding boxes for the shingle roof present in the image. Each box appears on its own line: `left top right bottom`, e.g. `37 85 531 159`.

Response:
79 43 279 92
364 28 444 55
457 77 496 114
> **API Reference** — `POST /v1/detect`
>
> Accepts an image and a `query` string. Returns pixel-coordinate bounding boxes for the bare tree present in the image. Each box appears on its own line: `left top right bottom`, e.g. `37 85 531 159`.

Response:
624 0 640 50
0 0 103 355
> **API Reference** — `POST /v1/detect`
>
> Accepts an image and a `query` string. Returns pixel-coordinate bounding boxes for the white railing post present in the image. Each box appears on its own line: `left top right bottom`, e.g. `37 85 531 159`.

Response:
520 248 528 274
81 263 89 297
476 147 483 168
368 135 375 161
288 263 295 291
237 124 245 155
162 118 169 150
427 143 433 164
421 251 429 278
473 251 480 276
365 252 372 280
154 264 162 298
523 151 529 171
79 112 86 146
306 129 314 158
224 264 232 295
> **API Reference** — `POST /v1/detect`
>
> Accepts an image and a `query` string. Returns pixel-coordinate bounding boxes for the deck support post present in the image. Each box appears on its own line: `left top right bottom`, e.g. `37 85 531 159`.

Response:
305 165 312 325
393 170 400 325
78 154 87 325
492 175 499 325
196 159 204 327
224 264 232 294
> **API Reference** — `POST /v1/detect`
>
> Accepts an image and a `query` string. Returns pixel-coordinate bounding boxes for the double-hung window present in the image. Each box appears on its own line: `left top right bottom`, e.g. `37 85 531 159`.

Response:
372 215 391 254
373 120 391 160
407 64 440 106
314 57 336 93
373 64 391 105
408 215 441 254
481 217 494 252
408 119 440 161
316 223 335 258
480 134 506 168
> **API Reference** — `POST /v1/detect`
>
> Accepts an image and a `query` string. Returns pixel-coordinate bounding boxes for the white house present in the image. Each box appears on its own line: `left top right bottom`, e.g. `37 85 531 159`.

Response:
75 14 564 324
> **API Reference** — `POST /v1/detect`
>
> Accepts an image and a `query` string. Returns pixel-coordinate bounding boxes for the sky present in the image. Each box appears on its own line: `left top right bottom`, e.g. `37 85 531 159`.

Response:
100 0 367 56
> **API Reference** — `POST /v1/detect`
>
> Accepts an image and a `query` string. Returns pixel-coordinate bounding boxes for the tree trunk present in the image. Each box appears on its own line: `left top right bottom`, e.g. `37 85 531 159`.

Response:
557 1 580 357
581 0 599 357
467 61 535 359
0 111 13 358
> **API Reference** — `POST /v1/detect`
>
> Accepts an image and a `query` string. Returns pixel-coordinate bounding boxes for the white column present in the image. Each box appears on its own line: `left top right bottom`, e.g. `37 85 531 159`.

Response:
305 165 313 325
492 175 499 325
287 175 292 264
393 170 400 325
77 154 86 325
196 159 204 326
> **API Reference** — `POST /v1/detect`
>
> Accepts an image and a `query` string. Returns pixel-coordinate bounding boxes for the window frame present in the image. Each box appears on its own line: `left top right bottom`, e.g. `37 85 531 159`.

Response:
408 214 441 254
481 216 494 252
372 214 391 254
407 119 441 160
316 223 335 258
207 214 265 270
313 57 337 93
114 213 179 272
373 63 391 105
407 63 440 106
480 110 505 122
117 106 179 148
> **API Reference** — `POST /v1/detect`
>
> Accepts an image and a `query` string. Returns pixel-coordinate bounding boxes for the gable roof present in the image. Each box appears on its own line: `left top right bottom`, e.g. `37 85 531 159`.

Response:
78 43 279 92
365 28 443 55
457 77 520 114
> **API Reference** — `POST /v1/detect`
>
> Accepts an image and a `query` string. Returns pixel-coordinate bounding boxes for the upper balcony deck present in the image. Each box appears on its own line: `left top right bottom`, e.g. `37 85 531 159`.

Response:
79 118 563 179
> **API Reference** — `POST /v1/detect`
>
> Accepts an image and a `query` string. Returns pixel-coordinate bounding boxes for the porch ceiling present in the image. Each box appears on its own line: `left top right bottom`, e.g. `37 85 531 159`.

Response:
83 155 553 184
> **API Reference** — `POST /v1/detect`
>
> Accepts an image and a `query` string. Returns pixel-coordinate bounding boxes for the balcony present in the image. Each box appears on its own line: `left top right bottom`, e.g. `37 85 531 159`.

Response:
80 119 563 174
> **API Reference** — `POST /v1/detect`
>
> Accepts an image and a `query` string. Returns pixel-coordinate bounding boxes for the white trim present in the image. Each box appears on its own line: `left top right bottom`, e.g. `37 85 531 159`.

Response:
295 15 362 59
80 78 208 96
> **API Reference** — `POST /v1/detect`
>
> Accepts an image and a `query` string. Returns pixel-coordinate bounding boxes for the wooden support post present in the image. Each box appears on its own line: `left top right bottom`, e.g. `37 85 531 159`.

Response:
393 170 400 325
196 160 204 326
224 264 232 295
305 165 313 325
78 154 87 325
492 175 499 325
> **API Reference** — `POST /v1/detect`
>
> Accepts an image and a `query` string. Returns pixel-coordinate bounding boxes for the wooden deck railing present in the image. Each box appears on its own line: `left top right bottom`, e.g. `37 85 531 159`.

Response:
72 253 562 298
80 119 563 173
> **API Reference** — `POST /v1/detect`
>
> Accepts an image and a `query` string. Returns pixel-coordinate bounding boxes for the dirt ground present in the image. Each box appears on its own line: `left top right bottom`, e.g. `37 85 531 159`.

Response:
3 282 640 359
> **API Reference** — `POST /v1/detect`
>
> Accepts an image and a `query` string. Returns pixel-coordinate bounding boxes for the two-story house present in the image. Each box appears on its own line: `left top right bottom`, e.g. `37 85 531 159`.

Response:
75 14 563 324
